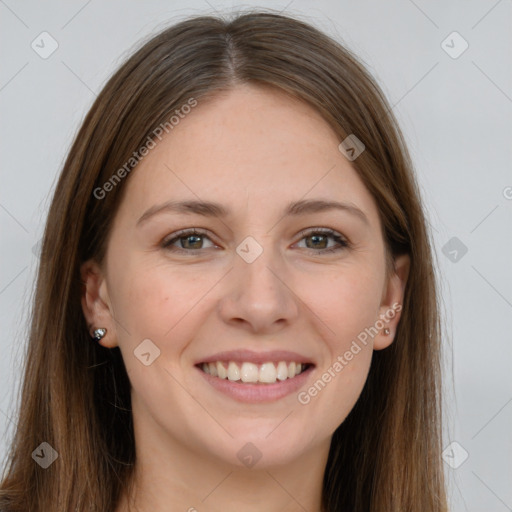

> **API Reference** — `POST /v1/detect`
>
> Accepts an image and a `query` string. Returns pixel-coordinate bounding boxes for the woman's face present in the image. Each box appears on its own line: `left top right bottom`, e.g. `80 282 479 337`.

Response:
82 84 409 469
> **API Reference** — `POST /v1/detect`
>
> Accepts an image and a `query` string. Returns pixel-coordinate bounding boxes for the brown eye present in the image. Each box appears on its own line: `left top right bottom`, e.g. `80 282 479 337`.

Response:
296 228 350 254
162 229 216 252
178 234 204 249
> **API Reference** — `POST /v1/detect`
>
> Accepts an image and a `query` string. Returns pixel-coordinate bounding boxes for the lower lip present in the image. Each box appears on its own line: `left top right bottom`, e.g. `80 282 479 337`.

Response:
195 364 315 403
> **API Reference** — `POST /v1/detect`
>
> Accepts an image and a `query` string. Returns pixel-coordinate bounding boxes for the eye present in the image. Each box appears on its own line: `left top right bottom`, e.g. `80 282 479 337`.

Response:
162 229 217 253
295 228 350 254
161 227 350 255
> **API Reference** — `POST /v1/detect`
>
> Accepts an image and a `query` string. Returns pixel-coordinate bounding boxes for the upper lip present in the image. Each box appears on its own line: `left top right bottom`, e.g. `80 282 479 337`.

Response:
196 349 315 366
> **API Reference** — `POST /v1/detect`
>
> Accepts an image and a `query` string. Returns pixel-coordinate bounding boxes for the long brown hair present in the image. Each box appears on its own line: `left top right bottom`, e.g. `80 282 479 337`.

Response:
0 10 447 511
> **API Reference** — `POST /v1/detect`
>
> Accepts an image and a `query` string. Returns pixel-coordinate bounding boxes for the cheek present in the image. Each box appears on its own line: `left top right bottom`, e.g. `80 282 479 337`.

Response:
107 263 219 398
108 260 219 345
302 264 383 354
294 266 381 425
313 346 373 432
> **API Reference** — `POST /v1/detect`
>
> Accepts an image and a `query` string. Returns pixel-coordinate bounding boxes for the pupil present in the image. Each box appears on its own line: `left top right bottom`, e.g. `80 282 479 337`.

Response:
184 235 202 249
307 234 327 249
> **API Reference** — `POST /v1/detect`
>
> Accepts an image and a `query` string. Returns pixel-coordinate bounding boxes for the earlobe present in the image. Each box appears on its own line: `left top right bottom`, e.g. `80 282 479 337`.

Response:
80 260 118 348
374 253 410 351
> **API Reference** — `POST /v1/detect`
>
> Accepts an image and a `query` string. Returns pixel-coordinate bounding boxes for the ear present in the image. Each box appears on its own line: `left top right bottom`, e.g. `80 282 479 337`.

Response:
373 253 410 350
80 259 118 348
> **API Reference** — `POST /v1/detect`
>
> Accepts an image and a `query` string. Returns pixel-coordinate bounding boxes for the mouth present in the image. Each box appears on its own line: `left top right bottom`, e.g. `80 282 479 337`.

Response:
194 359 316 403
195 360 314 384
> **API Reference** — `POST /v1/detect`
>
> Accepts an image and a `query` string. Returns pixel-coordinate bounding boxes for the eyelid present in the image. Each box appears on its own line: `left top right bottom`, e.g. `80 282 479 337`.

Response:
161 228 218 251
295 226 347 241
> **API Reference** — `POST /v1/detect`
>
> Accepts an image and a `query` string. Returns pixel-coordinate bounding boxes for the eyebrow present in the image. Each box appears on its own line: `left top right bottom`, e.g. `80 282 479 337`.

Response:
136 198 369 227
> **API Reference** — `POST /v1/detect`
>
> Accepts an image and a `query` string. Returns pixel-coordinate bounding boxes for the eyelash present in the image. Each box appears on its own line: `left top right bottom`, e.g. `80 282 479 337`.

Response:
161 227 350 255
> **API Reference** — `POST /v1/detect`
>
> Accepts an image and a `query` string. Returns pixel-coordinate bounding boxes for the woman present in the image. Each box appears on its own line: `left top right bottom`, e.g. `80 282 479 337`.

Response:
0 10 448 512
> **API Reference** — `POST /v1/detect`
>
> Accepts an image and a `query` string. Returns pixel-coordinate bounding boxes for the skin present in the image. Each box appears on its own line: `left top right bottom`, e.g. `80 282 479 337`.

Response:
81 83 410 512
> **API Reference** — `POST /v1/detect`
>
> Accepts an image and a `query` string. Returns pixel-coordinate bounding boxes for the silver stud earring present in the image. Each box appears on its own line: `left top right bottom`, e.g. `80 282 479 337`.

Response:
92 328 107 341
382 328 390 336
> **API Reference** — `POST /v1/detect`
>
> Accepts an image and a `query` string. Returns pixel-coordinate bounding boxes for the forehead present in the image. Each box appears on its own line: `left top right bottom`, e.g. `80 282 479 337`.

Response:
116 84 381 227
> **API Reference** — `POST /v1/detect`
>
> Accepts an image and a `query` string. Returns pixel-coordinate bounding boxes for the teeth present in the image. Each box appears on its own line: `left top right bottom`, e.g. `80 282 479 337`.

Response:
227 361 240 381
259 362 277 383
240 362 259 383
276 361 288 381
216 361 227 379
200 360 308 383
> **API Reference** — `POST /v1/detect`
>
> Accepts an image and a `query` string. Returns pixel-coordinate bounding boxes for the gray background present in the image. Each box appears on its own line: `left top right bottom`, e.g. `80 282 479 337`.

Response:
1 1 511 510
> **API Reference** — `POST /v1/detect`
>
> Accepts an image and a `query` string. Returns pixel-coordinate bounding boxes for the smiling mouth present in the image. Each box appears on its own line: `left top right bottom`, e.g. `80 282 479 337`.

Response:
196 360 313 384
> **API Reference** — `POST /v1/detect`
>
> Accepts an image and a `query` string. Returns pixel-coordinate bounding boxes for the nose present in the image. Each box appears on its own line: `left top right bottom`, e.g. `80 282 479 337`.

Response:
217 243 300 334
